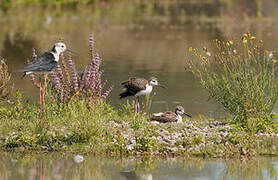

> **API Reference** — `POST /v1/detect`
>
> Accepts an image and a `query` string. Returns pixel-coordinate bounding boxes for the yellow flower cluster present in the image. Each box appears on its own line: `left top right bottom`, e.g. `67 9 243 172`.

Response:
241 33 256 43
226 40 233 46
242 37 248 44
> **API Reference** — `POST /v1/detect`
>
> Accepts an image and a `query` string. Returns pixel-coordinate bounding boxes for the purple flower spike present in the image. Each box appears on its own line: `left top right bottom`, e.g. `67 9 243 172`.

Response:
29 73 40 88
51 71 61 89
68 55 79 91
56 64 64 84
60 52 71 84
101 86 113 99
85 67 91 83
32 48 37 60
89 33 95 57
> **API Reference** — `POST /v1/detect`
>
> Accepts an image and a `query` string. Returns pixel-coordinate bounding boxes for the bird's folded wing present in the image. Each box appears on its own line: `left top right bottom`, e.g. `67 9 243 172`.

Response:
151 111 177 123
121 77 148 93
16 52 56 72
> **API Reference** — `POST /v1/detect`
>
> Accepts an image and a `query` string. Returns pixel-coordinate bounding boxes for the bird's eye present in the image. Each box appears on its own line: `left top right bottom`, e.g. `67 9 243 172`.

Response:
61 45 64 48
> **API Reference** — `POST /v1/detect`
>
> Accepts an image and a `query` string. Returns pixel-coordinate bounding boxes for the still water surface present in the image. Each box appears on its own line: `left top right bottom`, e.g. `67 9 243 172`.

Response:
0 152 277 180
2 2 278 117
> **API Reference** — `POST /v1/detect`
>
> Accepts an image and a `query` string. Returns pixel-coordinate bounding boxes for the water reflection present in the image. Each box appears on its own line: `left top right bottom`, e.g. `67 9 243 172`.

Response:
1 34 37 75
0 152 277 180
120 170 153 180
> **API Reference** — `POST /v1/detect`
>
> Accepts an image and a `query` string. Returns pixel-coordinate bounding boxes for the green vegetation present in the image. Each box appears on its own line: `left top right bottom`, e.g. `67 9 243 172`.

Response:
186 33 278 133
0 58 13 101
0 93 277 158
0 33 277 158
1 92 119 152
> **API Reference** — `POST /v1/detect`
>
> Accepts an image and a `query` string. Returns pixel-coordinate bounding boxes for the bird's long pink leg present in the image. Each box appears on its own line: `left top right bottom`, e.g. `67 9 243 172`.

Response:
39 82 42 124
42 75 47 123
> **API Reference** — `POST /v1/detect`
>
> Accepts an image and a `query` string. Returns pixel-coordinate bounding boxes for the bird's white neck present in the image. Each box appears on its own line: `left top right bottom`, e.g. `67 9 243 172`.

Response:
135 84 153 96
177 114 183 123
145 84 153 93
51 51 61 62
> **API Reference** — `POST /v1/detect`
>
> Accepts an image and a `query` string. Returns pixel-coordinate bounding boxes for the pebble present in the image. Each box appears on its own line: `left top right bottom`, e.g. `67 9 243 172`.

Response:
74 155 84 163
105 120 278 156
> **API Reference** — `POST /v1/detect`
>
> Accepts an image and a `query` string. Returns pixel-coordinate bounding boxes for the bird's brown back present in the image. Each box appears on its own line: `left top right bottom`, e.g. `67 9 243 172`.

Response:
121 77 148 92
151 111 178 123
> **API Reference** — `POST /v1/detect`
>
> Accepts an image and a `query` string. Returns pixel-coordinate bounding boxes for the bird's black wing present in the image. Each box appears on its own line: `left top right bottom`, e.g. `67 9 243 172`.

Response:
18 52 57 72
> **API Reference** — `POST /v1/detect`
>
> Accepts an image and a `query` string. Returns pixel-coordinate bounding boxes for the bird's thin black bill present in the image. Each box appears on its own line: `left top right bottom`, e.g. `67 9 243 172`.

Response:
183 113 192 118
66 49 77 54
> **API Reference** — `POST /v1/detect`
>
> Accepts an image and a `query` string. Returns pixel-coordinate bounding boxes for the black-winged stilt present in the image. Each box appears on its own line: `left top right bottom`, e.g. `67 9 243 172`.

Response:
16 42 72 124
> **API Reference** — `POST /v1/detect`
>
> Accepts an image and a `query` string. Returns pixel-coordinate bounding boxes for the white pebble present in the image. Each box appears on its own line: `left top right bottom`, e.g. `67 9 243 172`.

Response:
74 155 84 163
206 51 211 56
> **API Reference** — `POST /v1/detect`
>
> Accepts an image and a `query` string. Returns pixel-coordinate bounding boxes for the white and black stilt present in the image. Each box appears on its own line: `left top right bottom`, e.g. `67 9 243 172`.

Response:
16 42 71 124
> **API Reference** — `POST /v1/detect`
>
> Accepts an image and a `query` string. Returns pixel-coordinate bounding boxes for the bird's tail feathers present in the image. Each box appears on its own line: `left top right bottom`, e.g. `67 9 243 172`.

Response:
119 91 133 99
13 69 26 73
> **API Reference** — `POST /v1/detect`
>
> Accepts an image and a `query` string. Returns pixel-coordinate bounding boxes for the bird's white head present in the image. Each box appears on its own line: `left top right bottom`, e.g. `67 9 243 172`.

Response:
52 42 67 55
148 77 159 86
148 77 165 88
175 106 185 115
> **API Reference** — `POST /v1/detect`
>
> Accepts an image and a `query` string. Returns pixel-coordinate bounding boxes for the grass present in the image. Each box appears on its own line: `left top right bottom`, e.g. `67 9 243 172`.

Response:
0 91 277 158
1 92 118 152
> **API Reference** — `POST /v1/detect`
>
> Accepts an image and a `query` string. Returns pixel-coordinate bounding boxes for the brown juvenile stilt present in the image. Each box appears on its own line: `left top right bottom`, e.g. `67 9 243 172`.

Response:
119 77 165 115
151 106 192 123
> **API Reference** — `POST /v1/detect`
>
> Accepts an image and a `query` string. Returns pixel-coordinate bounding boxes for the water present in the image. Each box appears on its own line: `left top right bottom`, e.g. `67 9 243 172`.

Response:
0 152 277 180
1 1 278 118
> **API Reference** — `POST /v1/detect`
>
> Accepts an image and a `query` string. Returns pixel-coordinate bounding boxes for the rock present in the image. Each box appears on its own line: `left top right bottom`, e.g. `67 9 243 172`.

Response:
74 155 84 163
126 144 135 151
150 121 160 125
167 147 178 152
